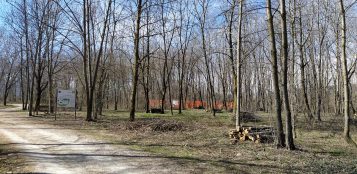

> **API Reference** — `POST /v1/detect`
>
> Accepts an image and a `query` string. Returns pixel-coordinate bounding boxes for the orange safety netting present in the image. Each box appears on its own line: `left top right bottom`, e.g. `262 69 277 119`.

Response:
149 99 234 110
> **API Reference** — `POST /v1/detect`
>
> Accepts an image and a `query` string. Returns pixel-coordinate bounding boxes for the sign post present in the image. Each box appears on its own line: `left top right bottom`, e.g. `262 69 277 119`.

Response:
56 89 76 120
75 90 77 120
55 89 58 120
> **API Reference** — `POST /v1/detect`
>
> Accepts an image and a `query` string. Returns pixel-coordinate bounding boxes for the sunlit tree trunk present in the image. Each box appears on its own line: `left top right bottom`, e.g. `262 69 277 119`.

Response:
339 0 351 142
266 0 285 148
280 0 295 150
236 0 243 129
129 0 143 121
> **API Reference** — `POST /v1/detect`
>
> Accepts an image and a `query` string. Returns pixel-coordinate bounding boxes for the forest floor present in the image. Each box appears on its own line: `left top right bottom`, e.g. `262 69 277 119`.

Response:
1 105 357 173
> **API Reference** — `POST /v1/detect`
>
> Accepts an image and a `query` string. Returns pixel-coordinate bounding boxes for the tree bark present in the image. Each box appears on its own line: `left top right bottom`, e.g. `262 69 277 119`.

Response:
82 0 112 121
129 0 143 121
144 2 151 113
225 0 237 114
280 0 295 150
236 0 243 129
266 0 285 148
339 0 351 142
297 5 314 120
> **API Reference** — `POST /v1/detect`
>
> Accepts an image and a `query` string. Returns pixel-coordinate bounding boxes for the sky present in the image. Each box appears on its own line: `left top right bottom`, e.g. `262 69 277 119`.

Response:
0 1 10 28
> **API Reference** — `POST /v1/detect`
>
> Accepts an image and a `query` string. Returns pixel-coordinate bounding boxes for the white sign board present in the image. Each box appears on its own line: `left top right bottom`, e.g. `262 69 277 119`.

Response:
57 89 76 108
172 100 179 106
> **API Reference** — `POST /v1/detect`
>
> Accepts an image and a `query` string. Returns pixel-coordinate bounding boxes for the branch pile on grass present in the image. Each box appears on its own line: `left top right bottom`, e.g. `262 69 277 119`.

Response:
352 114 357 125
229 126 275 144
231 112 261 123
125 119 185 132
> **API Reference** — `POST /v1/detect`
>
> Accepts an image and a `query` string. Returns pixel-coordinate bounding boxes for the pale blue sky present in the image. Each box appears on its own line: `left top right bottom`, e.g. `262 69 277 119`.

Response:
0 1 10 28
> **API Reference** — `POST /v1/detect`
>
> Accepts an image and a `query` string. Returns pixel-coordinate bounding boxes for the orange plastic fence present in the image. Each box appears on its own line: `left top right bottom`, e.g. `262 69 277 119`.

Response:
149 99 234 110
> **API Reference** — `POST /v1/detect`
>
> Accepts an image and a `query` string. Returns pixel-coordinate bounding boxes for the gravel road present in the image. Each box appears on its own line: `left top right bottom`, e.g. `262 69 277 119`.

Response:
0 105 189 174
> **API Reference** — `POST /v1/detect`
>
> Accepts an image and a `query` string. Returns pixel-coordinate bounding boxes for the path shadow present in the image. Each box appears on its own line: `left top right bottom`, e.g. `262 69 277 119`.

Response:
0 146 311 173
1 138 352 173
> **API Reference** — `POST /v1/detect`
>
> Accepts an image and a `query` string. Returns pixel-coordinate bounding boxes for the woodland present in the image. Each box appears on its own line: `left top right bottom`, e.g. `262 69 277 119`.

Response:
0 1 356 169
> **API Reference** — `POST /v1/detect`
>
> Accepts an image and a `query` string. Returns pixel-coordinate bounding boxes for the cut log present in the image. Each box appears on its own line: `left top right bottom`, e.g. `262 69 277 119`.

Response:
239 135 247 141
248 135 256 141
228 126 275 144
243 129 249 135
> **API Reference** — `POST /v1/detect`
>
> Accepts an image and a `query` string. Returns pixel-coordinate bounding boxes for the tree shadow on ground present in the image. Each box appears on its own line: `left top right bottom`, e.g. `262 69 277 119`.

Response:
0 150 308 173
0 141 329 173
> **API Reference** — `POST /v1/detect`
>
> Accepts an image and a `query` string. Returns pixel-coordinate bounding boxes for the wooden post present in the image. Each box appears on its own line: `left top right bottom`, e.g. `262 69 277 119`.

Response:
75 90 77 120
55 89 57 121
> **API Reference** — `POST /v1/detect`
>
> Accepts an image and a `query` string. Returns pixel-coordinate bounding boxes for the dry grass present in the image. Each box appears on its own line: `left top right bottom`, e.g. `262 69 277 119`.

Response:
32 109 357 173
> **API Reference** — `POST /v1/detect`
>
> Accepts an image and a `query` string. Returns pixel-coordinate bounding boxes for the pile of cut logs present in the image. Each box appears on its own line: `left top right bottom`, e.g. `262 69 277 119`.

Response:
229 126 275 144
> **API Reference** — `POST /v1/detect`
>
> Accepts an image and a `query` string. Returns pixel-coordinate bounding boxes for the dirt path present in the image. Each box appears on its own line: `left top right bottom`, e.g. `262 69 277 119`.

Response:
0 105 189 174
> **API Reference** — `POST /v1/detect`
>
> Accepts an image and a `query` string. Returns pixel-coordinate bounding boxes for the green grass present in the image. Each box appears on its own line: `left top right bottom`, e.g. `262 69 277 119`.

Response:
32 109 357 173
0 104 17 109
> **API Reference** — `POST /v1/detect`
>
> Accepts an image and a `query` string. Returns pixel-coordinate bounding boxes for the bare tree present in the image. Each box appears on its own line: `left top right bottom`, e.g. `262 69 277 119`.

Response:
339 0 351 143
3 47 19 106
81 0 112 121
129 0 143 121
235 0 244 129
178 0 193 114
158 0 176 114
266 0 285 148
194 0 216 116
296 1 314 120
280 0 295 150
223 0 237 114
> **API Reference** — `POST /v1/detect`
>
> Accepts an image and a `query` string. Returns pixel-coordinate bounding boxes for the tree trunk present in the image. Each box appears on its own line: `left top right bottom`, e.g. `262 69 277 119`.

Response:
178 2 191 114
23 0 30 111
114 86 118 110
290 0 298 138
226 0 237 114
129 0 143 121
83 0 112 121
266 0 285 148
236 0 243 129
144 2 151 114
339 0 351 142
280 0 295 150
298 6 314 120
83 0 92 121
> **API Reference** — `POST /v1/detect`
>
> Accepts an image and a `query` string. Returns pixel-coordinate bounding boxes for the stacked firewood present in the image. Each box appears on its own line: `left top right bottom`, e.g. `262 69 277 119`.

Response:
229 126 275 144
